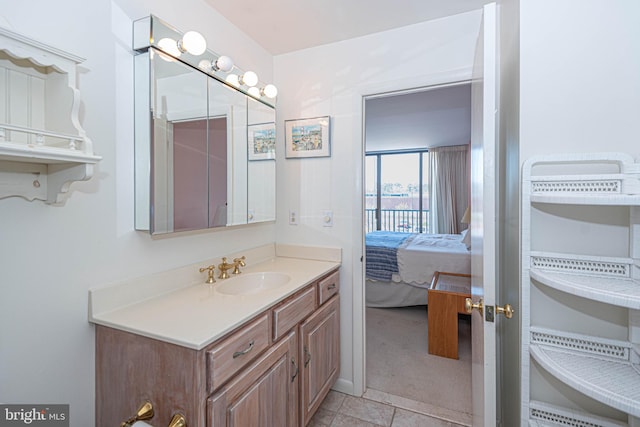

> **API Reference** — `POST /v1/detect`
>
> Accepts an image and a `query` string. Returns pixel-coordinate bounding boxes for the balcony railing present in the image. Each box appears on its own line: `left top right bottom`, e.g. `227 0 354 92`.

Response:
365 209 430 234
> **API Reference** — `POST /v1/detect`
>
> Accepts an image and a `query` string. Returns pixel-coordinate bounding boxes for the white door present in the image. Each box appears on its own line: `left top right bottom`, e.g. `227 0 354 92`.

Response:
469 3 498 426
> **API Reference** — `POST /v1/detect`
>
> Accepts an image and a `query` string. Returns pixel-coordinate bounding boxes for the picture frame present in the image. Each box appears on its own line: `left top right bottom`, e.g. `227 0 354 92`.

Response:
285 116 331 158
247 122 276 161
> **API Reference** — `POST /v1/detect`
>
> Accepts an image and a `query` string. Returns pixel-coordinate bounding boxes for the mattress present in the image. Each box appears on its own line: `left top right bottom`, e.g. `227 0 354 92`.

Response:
365 231 471 307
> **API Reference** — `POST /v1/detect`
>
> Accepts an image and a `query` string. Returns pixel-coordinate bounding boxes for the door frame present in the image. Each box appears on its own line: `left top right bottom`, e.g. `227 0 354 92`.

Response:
351 70 475 397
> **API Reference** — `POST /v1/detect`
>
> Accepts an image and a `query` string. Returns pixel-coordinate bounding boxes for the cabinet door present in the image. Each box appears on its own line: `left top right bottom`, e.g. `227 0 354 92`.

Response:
300 295 340 426
208 330 298 427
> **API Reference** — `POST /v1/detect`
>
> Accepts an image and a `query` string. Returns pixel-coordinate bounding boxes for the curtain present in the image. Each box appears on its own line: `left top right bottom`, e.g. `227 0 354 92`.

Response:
428 144 469 234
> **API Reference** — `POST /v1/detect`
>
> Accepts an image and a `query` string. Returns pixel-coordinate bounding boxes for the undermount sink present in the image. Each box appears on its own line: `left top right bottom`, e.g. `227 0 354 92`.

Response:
215 272 291 295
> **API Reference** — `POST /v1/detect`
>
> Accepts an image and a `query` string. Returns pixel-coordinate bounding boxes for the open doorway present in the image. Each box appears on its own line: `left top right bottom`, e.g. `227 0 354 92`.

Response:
363 82 473 425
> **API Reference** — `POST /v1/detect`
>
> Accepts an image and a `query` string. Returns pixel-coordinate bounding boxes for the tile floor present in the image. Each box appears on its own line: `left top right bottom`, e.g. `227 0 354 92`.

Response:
309 391 468 427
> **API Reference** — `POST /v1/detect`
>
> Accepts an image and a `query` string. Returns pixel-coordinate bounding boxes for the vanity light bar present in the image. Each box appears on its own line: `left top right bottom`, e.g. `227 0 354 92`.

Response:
132 15 277 106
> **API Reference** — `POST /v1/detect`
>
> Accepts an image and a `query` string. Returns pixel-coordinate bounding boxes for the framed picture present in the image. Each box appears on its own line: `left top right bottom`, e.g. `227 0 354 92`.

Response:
248 122 276 161
285 116 331 158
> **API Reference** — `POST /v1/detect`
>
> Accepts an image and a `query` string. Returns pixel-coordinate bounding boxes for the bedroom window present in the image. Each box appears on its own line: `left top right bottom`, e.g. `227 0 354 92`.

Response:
365 150 429 233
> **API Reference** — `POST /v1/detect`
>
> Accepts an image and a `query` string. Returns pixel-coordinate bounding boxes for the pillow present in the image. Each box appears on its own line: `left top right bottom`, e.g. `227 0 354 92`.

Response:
461 228 471 250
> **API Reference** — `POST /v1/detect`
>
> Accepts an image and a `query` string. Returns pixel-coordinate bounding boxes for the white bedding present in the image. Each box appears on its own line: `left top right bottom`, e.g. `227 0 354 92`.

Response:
392 233 470 287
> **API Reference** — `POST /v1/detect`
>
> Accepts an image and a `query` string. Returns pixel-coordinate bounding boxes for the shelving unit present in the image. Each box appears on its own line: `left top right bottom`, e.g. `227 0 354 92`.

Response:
522 153 640 427
0 27 101 204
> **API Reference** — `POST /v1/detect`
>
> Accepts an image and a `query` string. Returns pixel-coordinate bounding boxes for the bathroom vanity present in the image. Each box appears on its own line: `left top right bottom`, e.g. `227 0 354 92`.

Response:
90 244 341 426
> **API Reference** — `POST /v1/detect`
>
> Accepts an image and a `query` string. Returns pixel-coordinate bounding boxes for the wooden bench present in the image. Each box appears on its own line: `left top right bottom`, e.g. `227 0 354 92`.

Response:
427 272 471 359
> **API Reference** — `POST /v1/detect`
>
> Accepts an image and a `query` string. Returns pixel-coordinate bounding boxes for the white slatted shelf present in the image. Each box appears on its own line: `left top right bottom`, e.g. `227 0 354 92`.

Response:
528 400 627 427
522 153 640 427
528 172 640 206
530 269 640 310
529 252 639 309
530 328 640 418
530 194 640 206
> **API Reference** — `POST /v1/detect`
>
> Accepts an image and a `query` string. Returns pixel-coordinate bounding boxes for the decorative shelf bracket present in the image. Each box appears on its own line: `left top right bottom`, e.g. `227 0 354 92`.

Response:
0 27 101 204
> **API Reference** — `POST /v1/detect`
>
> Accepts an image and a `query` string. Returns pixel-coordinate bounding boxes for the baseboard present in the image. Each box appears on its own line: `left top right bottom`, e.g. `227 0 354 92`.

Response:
332 378 355 396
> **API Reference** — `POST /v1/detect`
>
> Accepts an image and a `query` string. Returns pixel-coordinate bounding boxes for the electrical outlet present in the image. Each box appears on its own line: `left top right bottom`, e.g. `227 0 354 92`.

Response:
289 210 298 225
322 210 333 227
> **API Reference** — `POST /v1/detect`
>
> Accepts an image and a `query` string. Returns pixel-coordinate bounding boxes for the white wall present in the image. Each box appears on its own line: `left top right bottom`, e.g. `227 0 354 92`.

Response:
273 10 482 394
0 0 275 425
519 0 640 162
365 84 472 152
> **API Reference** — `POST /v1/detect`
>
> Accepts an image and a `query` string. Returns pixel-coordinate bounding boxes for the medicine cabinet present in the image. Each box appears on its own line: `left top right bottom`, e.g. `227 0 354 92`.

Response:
133 16 276 235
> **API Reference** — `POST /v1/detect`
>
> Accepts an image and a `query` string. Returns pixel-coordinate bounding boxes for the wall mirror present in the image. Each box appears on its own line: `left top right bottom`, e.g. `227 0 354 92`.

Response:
133 15 276 235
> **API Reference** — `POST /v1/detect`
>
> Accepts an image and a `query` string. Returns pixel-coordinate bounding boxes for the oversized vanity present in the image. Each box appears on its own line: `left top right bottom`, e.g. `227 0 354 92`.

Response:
89 16 341 426
89 244 341 427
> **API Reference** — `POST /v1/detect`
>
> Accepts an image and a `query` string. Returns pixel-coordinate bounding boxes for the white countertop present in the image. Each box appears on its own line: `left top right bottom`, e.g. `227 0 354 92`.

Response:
89 246 340 350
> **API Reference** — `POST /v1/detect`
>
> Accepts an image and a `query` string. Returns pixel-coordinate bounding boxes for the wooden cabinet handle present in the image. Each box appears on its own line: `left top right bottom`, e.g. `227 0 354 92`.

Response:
304 346 311 367
233 340 255 359
327 284 336 290
291 357 299 382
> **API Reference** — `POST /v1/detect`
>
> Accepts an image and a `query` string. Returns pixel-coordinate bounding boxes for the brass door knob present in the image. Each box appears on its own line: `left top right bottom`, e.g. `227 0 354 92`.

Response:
496 303 515 319
464 298 483 315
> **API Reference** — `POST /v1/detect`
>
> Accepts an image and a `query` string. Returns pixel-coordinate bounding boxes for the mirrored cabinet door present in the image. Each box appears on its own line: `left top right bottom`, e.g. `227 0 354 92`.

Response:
247 98 276 223
152 49 209 233
209 79 247 227
135 47 276 235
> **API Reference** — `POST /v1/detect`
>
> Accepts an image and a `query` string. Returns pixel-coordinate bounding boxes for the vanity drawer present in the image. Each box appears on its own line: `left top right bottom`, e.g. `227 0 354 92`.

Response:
206 314 270 393
318 270 339 305
272 285 316 341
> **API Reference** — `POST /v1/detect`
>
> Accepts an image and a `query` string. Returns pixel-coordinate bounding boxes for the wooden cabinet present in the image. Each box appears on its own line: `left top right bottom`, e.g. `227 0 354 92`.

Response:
95 268 340 427
208 330 298 427
300 295 340 426
521 153 640 426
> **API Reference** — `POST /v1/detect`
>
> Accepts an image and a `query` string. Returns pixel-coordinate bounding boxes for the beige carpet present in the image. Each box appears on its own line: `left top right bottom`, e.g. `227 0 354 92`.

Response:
366 306 472 415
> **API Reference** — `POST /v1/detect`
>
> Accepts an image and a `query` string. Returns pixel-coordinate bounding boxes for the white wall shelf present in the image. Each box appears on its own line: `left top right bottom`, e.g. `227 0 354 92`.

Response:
530 253 640 310
0 27 101 204
522 153 640 427
531 194 640 206
529 400 627 427
530 327 640 418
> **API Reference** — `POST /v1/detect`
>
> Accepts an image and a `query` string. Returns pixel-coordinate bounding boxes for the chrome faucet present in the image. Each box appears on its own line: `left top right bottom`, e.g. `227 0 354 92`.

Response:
218 257 234 279
232 256 246 275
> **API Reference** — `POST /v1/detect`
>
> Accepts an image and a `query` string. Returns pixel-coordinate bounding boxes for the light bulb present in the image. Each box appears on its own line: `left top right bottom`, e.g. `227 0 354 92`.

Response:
157 38 181 58
239 71 258 87
198 59 212 72
225 74 240 87
247 86 260 98
178 31 206 56
262 84 278 99
213 55 234 72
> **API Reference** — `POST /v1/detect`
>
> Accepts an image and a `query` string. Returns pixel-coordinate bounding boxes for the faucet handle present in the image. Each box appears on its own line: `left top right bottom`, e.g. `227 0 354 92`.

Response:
232 256 246 275
199 265 216 284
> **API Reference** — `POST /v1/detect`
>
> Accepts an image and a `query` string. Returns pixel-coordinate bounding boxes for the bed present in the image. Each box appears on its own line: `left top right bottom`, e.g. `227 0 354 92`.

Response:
365 230 471 307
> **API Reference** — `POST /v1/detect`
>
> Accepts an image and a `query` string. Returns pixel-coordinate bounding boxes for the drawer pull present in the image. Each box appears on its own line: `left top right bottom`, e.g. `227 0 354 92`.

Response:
233 340 255 359
304 346 311 367
291 357 299 382
327 284 336 290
